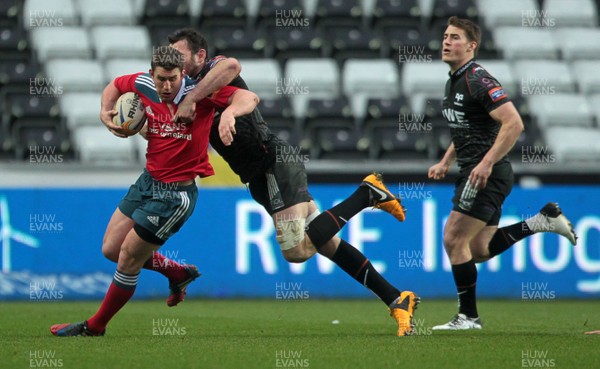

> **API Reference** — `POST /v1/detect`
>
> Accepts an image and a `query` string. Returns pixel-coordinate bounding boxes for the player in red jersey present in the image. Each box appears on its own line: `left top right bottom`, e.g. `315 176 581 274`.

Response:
50 46 259 336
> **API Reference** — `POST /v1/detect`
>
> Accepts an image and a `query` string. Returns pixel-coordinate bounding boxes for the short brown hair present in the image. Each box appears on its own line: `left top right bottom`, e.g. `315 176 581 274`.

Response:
447 16 481 56
150 46 185 72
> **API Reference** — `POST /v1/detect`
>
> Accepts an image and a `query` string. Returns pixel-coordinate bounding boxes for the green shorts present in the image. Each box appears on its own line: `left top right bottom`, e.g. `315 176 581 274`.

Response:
118 169 198 245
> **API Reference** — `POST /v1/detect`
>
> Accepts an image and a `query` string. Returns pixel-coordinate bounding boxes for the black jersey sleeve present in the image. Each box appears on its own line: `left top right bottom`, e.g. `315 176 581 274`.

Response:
466 66 510 113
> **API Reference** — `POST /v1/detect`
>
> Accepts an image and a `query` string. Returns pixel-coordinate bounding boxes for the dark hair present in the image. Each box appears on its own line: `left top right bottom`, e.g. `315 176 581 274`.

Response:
150 46 184 71
447 16 481 56
168 28 208 56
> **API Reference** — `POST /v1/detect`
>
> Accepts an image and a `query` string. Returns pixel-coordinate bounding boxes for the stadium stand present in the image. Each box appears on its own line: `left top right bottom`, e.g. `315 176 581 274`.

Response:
0 0 596 172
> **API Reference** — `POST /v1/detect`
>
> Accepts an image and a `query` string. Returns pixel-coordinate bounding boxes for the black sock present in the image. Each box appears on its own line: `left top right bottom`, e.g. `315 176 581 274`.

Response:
329 240 400 306
452 259 478 318
306 187 370 248
488 221 535 258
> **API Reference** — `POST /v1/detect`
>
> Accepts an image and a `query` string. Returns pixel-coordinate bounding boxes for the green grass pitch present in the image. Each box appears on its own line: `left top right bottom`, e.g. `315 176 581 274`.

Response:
1 299 599 369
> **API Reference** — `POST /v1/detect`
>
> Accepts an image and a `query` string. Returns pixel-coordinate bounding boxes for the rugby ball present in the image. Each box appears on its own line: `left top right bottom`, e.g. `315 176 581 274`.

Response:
113 92 146 136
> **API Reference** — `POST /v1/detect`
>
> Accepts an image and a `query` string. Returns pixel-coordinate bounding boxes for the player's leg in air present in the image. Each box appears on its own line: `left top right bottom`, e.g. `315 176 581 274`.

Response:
432 203 577 331
50 174 199 336
100 184 200 307
469 202 577 263
267 171 419 336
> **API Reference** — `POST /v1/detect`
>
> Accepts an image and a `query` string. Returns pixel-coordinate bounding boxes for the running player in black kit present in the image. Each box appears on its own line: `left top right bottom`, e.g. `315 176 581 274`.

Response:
428 17 577 330
168 28 420 336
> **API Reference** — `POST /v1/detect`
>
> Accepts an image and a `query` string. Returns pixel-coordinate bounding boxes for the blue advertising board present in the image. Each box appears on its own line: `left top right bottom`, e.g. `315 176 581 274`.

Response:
0 184 598 300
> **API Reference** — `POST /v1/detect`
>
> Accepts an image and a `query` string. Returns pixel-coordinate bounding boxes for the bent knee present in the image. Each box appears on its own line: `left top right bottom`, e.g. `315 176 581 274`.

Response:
282 242 315 263
102 242 120 262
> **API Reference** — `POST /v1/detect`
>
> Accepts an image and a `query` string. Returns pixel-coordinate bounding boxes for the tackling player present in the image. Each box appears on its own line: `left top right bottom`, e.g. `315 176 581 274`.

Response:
50 46 259 336
168 28 419 337
428 17 577 330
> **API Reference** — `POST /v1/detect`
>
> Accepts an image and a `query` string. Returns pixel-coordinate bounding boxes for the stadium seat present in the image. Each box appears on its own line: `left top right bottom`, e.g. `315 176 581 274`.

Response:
572 61 600 95
0 58 43 88
79 0 136 26
284 58 340 118
512 60 576 94
555 28 600 61
266 27 325 62
324 26 383 64
258 96 295 121
45 59 104 93
379 24 430 60
12 117 70 160
303 96 364 159
371 0 422 30
30 27 92 61
199 0 248 29
211 25 267 59
543 0 598 27
544 127 600 163
365 120 431 160
0 122 13 159
74 126 137 165
142 0 191 27
477 60 518 98
0 0 21 27
528 94 593 129
104 59 150 83
255 0 305 30
0 26 30 60
23 0 78 29
477 0 539 28
59 92 102 130
430 0 479 26
258 96 302 146
91 26 151 61
236 58 282 99
364 96 412 123
313 0 365 33
342 59 400 121
493 27 558 60
401 62 448 100
148 25 186 48
5 93 60 124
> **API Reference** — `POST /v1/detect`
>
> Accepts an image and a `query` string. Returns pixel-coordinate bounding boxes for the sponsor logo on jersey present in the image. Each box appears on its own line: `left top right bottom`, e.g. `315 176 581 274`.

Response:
488 86 507 103
442 108 468 127
454 93 464 106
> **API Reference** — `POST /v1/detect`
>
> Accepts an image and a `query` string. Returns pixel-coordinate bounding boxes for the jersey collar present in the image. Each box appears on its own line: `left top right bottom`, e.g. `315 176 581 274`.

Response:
171 77 187 104
450 59 476 79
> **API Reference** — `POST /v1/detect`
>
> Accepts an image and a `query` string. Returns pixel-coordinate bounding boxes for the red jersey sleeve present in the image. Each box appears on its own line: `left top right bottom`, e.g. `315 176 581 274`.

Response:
113 73 143 94
206 85 240 109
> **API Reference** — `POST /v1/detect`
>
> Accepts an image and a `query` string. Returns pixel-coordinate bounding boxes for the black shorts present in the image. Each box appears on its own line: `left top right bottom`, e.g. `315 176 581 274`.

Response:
248 142 312 215
452 162 514 226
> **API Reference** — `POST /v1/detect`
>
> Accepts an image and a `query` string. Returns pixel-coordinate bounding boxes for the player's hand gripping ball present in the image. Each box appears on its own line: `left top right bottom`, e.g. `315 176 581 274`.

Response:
112 92 146 136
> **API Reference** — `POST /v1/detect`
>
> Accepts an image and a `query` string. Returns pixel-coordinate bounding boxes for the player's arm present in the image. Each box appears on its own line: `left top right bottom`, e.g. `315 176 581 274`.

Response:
428 142 456 180
174 58 241 123
100 79 130 138
218 89 260 146
468 102 524 189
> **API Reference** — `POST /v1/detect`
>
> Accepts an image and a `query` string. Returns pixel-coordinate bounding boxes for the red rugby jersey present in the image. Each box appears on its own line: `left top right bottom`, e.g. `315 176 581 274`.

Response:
114 72 238 182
